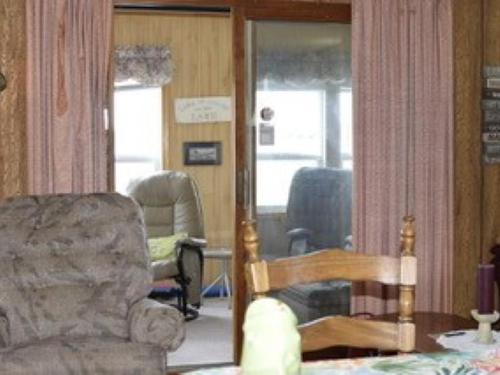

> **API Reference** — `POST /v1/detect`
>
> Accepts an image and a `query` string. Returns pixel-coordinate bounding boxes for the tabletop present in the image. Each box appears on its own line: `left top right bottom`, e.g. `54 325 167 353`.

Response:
184 349 500 374
177 312 478 374
376 311 476 353
301 312 476 361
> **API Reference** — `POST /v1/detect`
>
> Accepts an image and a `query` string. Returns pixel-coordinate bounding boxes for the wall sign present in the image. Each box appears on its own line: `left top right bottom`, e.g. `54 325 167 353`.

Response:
483 66 500 164
259 123 275 145
175 96 231 124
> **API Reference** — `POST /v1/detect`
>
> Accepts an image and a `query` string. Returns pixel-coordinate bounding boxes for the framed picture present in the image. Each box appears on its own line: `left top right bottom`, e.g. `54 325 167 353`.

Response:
183 142 222 165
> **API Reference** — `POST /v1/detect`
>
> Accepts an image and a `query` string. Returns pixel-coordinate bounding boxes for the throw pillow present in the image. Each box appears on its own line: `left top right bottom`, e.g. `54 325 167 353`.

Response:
148 232 188 261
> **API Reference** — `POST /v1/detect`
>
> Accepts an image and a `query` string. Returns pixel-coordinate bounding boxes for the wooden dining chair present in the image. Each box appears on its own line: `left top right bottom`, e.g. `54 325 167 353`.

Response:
243 216 416 353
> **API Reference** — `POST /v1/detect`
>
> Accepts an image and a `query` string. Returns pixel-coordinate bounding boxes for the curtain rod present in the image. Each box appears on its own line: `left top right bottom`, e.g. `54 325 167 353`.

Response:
114 5 230 14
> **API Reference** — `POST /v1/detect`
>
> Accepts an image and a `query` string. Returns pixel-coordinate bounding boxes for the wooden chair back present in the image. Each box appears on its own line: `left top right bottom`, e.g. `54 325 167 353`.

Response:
243 216 416 353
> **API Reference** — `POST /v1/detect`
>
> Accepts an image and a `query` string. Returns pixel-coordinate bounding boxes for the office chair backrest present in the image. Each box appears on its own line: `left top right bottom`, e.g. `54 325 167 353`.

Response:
243 216 416 353
286 167 352 250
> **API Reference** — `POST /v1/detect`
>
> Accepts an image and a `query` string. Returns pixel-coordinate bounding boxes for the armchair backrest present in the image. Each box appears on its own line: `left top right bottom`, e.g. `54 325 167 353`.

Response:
286 167 352 250
127 171 204 239
0 193 152 346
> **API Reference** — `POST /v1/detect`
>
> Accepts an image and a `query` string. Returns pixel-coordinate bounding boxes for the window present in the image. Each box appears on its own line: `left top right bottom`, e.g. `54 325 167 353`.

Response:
256 88 352 209
256 90 326 208
114 86 162 194
339 90 352 170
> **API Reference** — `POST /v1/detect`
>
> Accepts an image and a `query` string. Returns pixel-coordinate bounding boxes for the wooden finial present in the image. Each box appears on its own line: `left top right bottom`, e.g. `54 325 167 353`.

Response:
400 215 415 256
243 220 260 263
243 220 269 298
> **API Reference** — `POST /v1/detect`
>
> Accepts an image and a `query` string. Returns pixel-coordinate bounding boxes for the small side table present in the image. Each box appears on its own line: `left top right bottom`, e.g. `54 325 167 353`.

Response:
202 248 232 308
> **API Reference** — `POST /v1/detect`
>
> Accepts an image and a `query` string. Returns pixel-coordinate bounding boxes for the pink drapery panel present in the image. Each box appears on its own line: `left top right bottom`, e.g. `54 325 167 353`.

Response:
352 0 453 314
26 0 112 194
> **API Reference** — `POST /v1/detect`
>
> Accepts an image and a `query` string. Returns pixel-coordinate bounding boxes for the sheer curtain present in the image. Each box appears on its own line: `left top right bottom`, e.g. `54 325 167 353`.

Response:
26 0 113 194
352 0 453 313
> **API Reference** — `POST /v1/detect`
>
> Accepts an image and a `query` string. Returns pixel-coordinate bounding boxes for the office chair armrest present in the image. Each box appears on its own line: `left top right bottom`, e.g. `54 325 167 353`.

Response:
179 237 207 248
287 228 313 241
286 228 313 256
176 238 205 308
128 298 185 351
344 235 353 250
176 237 205 263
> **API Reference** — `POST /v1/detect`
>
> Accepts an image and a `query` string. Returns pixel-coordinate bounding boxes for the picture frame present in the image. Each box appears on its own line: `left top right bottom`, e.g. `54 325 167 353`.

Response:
183 142 222 166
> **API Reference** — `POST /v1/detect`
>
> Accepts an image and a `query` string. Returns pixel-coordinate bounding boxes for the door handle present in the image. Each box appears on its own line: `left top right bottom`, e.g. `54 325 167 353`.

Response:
236 169 249 208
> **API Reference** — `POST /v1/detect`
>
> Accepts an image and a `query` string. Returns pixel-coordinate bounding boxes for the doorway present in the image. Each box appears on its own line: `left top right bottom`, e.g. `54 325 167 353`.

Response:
113 7 235 371
111 0 352 366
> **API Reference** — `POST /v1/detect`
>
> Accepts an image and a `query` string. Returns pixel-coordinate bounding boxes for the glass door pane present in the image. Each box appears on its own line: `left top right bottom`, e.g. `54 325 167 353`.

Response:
247 20 352 324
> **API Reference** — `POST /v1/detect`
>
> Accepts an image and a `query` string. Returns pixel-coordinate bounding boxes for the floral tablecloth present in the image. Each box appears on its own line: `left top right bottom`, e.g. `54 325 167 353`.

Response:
185 349 500 374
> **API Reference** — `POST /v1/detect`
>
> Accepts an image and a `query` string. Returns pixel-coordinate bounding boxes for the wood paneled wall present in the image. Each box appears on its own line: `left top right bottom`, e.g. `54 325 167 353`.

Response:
452 0 483 317
0 0 27 200
114 13 235 284
452 0 500 317
482 1 500 260
481 0 500 314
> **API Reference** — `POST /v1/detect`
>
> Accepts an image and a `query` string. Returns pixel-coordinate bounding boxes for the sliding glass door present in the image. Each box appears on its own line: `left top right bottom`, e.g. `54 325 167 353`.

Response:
246 20 353 323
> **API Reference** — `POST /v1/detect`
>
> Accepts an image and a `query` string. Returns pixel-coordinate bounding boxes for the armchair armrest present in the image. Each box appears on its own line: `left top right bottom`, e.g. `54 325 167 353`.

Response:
0 314 9 348
128 298 185 351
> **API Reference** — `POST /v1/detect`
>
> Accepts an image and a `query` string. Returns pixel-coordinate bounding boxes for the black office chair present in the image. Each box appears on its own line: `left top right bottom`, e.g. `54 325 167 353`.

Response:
279 167 353 323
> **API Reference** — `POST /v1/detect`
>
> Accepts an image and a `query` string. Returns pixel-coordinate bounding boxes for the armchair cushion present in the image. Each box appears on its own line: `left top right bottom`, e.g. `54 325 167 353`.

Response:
129 299 185 351
152 258 179 280
0 336 166 375
279 281 351 324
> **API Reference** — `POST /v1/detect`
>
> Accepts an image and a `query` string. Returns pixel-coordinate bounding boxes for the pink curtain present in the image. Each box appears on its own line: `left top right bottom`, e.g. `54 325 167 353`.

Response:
26 0 112 194
352 0 453 313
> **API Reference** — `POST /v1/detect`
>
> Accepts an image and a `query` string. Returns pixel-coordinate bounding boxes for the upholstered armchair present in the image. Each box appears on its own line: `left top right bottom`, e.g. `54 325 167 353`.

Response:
0 193 185 374
279 167 352 323
127 171 205 320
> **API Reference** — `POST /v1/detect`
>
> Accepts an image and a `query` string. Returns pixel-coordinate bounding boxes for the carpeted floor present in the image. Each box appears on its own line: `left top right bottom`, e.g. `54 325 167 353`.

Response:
167 298 234 371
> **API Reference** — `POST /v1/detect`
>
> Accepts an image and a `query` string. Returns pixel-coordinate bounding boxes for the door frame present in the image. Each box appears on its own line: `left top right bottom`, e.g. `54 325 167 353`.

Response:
113 0 351 364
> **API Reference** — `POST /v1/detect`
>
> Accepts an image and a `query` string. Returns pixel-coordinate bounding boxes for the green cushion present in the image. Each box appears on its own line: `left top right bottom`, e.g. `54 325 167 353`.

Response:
148 233 188 262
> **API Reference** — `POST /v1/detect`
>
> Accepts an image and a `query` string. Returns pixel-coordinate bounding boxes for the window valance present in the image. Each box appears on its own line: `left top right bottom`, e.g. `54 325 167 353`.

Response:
258 49 351 88
115 45 174 86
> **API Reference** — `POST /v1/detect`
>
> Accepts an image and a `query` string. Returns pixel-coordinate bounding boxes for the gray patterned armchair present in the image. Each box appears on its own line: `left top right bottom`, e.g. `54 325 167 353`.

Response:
0 193 185 374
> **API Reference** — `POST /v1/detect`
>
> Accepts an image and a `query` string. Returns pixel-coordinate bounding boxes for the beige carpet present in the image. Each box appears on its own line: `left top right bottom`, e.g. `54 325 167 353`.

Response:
168 298 234 371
